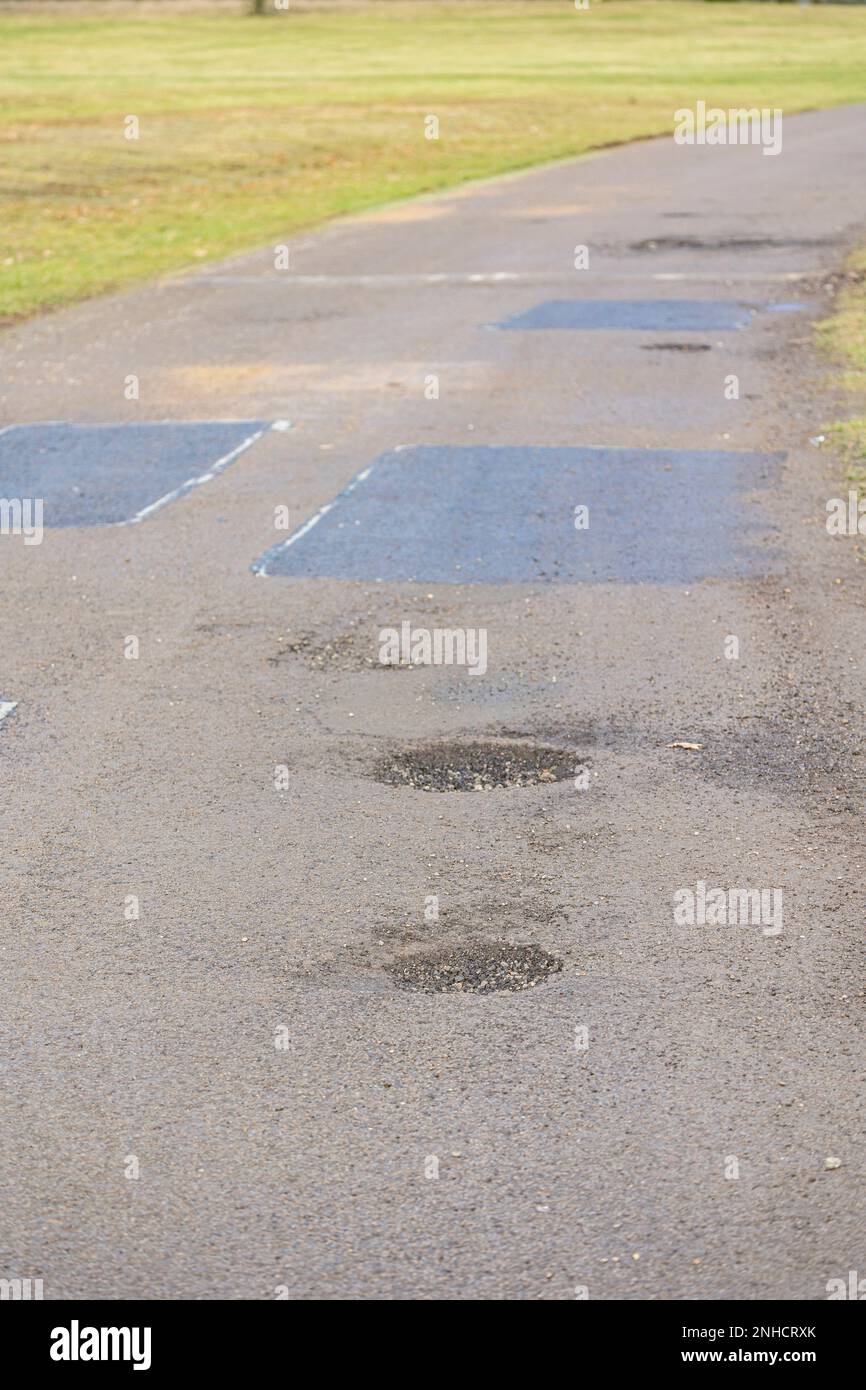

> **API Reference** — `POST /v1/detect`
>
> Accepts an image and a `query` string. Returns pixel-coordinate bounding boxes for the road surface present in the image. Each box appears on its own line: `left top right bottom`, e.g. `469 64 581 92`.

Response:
1 107 865 1300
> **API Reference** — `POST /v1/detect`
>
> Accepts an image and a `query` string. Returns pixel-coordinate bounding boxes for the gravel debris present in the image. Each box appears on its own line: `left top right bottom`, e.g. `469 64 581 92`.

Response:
386 942 563 995
373 739 576 792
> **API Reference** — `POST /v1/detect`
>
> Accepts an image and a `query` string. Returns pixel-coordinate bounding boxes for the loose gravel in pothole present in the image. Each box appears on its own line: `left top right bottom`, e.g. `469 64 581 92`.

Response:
373 740 576 791
386 943 563 995
641 342 712 353
268 629 382 672
629 236 833 252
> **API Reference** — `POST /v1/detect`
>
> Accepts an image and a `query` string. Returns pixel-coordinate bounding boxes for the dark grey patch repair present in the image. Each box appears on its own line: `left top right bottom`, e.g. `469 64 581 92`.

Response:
256 444 782 585
497 299 752 332
0 420 268 526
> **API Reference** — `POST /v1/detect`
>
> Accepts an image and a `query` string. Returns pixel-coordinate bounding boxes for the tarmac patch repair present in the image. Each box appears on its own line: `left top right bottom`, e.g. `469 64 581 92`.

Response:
255 444 782 584
497 299 752 331
0 420 276 526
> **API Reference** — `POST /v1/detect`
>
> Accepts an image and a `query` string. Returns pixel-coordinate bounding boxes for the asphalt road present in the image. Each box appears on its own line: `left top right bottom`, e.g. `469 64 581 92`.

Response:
1 107 865 1301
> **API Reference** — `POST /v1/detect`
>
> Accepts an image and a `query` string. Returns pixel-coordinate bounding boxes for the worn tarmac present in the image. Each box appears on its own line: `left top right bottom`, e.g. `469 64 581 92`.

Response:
1 107 865 1300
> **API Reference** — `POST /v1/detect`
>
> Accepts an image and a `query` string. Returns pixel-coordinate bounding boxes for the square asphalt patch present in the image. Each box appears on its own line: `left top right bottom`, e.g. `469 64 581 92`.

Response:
255 445 782 585
497 300 752 331
0 420 270 527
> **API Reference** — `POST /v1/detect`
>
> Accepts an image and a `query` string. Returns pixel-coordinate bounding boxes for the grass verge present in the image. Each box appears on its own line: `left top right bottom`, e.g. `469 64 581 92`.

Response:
818 249 866 488
3 1 866 321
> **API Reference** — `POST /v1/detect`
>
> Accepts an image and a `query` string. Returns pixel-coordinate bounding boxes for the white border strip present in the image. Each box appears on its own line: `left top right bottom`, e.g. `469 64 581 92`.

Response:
182 270 813 288
117 420 289 526
252 462 376 577
119 428 263 526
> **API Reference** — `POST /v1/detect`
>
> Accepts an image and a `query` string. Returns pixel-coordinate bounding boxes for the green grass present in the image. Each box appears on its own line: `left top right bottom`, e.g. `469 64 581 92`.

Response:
818 248 866 486
3 0 866 321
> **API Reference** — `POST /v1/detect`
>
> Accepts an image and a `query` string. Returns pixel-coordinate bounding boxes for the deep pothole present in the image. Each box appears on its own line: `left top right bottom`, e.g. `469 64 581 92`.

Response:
386 942 563 995
372 740 577 791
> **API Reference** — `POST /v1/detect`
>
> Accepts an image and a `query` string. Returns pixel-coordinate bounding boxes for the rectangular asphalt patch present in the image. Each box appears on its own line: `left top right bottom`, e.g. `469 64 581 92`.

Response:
255 445 782 585
497 300 752 331
0 420 270 527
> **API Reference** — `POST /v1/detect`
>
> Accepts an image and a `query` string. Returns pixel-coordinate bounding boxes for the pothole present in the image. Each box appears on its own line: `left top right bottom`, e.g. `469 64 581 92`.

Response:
629 236 832 252
386 942 563 995
373 740 577 791
268 629 387 672
642 342 712 353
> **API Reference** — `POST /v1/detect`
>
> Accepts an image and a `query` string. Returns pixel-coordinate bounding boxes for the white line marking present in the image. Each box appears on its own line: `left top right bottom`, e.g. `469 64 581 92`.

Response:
181 270 813 288
0 700 18 725
116 420 288 527
187 272 523 287
2 419 289 526
119 430 264 525
253 463 375 577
